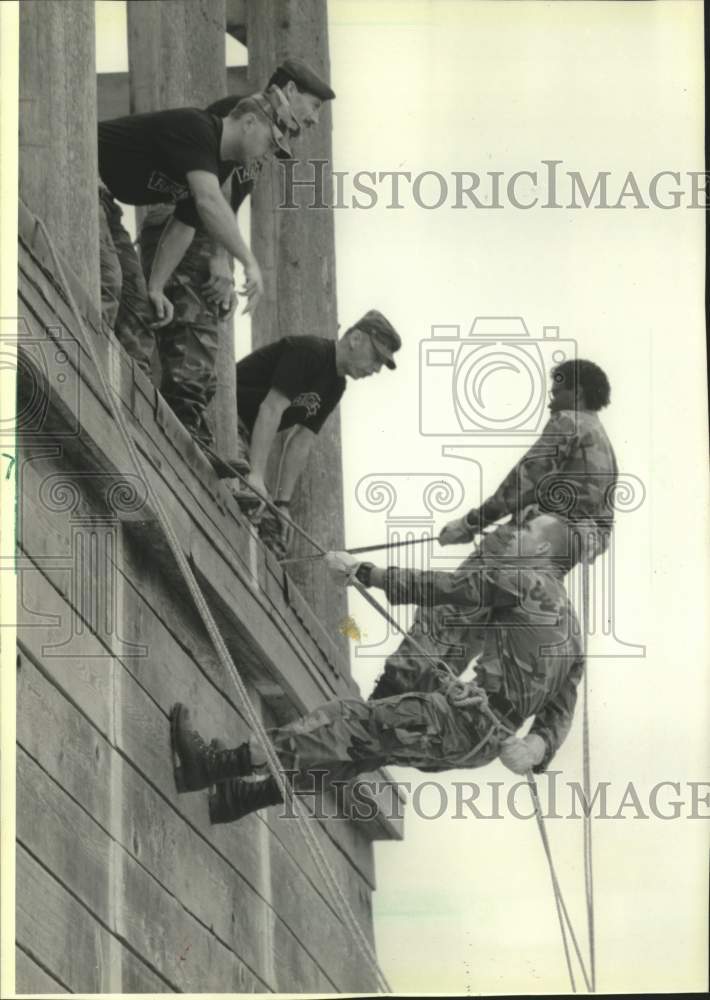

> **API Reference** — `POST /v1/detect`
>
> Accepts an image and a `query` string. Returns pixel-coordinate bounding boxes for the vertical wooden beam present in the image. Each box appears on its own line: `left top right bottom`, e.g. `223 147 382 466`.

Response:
19 0 100 307
126 0 240 464
247 0 348 657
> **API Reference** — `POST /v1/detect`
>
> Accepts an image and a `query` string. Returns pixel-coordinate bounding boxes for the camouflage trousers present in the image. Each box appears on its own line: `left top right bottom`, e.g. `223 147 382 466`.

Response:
139 205 228 447
372 523 518 699
260 690 503 782
99 186 155 374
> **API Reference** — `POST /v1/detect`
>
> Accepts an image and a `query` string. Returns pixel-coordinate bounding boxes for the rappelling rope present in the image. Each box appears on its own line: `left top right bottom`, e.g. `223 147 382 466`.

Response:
37 220 391 993
580 545 597 991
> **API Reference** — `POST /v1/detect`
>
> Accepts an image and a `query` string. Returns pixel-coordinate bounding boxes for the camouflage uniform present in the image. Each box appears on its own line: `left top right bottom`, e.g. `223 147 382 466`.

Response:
253 560 583 781
98 185 155 374
138 203 236 446
374 409 617 695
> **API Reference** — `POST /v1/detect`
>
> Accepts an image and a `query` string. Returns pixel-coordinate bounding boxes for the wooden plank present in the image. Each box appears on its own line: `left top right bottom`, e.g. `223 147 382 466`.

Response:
16 666 338 991
17 573 115 740
17 746 112 925
15 946 69 994
17 845 168 995
17 649 113 829
116 847 266 993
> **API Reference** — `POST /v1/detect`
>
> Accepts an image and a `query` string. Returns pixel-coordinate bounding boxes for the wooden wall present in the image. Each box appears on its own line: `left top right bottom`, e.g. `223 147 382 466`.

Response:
15 204 402 994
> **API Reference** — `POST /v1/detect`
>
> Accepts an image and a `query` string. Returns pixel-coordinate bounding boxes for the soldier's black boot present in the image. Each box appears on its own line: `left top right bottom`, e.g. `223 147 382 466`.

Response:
170 703 253 793
207 738 288 823
209 775 284 824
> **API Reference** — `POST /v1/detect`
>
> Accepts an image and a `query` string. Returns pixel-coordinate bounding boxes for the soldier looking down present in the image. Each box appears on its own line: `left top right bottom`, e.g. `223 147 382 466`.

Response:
234 311 401 557
137 57 336 449
98 89 294 378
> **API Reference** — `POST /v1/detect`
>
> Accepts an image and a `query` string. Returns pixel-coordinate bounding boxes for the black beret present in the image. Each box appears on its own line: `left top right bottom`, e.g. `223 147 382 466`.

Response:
278 56 335 101
356 310 401 370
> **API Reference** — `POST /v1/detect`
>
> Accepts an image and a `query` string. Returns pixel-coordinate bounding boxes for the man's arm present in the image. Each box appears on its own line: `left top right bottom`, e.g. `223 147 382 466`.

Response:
527 657 585 772
247 388 291 495
471 411 578 527
439 412 578 545
367 564 516 614
185 169 263 312
146 215 196 327
274 425 316 501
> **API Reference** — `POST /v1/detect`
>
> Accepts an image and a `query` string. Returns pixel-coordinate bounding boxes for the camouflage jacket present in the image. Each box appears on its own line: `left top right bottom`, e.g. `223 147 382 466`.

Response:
382 562 584 771
474 410 618 557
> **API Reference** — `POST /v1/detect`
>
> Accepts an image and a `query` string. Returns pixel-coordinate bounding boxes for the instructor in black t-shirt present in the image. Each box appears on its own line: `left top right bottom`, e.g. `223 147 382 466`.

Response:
97 89 295 375
235 312 401 557
135 58 335 451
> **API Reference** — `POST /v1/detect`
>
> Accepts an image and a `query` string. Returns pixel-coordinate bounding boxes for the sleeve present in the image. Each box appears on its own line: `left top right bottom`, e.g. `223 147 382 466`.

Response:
157 112 223 229
529 658 585 772
381 565 521 612
303 380 347 434
477 411 579 527
173 198 201 228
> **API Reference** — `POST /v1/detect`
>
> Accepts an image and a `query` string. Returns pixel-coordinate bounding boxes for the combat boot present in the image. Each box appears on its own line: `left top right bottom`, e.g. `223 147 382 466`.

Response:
170 703 253 793
209 774 284 824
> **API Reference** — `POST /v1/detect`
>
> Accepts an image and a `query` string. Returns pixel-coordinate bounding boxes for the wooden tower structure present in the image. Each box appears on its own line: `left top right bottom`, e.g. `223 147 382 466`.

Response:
15 1 402 992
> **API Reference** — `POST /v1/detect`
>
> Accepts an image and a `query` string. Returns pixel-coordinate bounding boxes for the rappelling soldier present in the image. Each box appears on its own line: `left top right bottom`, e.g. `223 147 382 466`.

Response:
170 511 584 822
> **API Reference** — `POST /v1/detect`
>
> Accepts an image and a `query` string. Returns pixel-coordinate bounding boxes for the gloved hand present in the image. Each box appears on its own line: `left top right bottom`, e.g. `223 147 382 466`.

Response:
325 550 361 586
438 512 479 546
499 734 546 775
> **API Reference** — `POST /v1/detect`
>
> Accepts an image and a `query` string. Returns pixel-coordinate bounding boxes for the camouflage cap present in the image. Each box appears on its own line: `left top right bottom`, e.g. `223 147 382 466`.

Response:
278 56 336 101
238 91 294 159
355 310 401 370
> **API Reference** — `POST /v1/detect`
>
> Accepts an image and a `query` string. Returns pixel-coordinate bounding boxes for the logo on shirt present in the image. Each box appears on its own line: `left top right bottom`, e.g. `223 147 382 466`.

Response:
291 392 322 416
147 170 189 201
233 161 263 185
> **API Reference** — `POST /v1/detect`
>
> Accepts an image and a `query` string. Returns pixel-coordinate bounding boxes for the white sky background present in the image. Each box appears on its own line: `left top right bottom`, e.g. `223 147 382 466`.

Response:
93 1 709 993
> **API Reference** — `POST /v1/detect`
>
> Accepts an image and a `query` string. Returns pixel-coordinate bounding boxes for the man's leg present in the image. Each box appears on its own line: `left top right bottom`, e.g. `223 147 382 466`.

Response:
171 692 501 822
139 214 222 446
101 192 155 374
98 190 122 332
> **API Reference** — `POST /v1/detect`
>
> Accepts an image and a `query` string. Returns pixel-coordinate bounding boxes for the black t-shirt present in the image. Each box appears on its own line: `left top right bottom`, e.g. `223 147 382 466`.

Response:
237 337 346 435
98 107 235 227
205 95 262 211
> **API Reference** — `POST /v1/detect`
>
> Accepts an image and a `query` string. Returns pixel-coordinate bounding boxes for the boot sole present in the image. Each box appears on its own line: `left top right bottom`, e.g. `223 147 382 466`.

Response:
170 702 189 793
